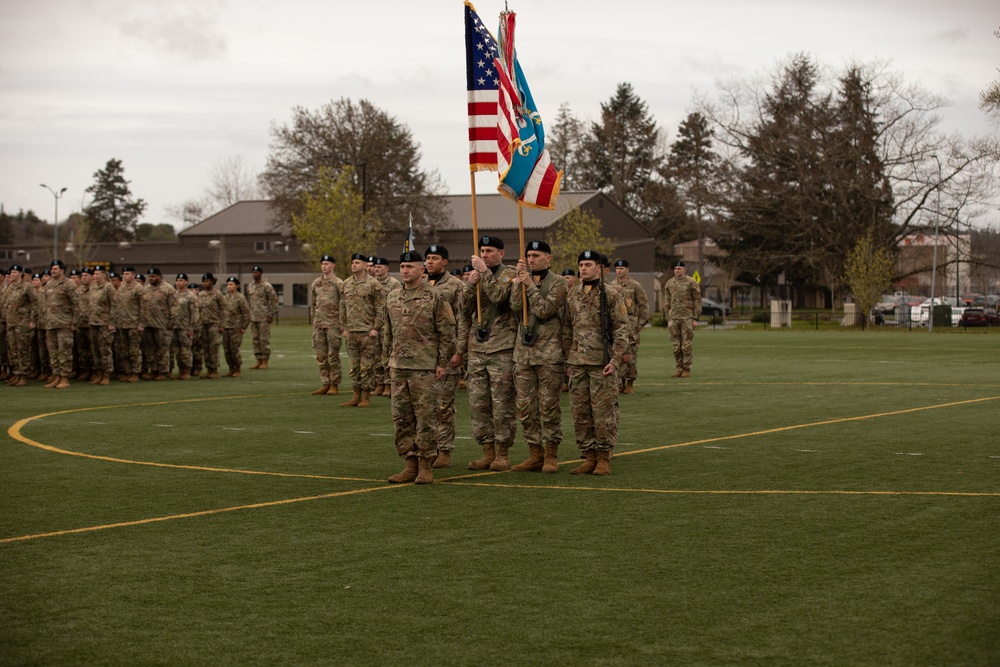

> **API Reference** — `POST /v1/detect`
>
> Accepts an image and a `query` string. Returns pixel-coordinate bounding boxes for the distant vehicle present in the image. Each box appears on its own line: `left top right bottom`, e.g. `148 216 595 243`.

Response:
912 297 957 326
701 298 731 317
961 293 986 306
958 307 1000 327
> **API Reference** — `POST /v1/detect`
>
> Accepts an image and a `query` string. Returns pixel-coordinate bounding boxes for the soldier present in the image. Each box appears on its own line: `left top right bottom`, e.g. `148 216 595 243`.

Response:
4 266 36 387
114 266 143 383
246 265 278 370
562 250 630 476
31 272 51 381
0 268 9 381
613 259 650 394
383 251 456 485
194 273 225 379
339 253 385 408
371 256 401 397
87 266 116 386
309 255 343 395
663 260 701 378
423 245 466 468
42 260 81 389
508 241 568 473
109 271 122 290
171 273 200 380
561 268 577 291
462 235 519 471
72 268 94 381
138 267 177 381
220 276 251 377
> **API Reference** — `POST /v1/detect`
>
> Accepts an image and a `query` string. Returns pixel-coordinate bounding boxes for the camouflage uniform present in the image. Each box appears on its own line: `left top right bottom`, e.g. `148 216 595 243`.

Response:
372 274 401 389
460 263 519 463
339 274 385 393
220 289 251 371
43 275 80 378
194 287 225 374
613 275 650 383
663 274 702 373
309 273 344 388
88 281 117 375
0 279 8 376
171 288 200 374
73 282 93 377
33 283 50 377
382 282 456 462
510 270 568 453
563 280 630 454
140 281 178 376
247 278 278 364
114 280 144 375
426 272 465 455
5 277 36 378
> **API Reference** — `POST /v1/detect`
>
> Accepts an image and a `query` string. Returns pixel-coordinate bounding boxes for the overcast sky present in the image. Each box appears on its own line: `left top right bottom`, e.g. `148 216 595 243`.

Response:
1 0 997 230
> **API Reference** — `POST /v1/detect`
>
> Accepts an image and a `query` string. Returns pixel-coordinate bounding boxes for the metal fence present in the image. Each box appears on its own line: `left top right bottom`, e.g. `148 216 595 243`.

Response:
655 311 1000 333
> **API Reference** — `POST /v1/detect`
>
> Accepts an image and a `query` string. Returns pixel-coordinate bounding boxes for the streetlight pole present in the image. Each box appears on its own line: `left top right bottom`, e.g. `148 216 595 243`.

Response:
40 184 67 262
928 156 941 333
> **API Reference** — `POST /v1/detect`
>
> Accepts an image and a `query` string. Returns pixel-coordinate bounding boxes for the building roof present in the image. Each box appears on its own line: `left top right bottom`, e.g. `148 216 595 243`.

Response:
438 190 611 231
180 201 286 237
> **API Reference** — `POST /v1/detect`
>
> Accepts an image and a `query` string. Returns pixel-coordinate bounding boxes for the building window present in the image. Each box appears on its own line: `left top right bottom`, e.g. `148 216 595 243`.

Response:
0 250 13 260
273 283 285 306
255 241 274 253
292 283 309 307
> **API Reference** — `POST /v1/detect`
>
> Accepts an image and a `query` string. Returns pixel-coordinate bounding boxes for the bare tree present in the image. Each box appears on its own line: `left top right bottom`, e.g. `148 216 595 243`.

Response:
207 154 262 208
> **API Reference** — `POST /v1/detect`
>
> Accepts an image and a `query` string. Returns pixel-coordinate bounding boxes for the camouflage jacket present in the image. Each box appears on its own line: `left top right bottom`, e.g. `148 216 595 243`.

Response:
310 274 343 330
663 275 702 320
459 263 519 355
382 283 456 371
75 285 91 326
43 276 80 330
510 270 568 365
197 288 225 325
562 281 630 367
340 274 385 333
427 272 465 373
114 281 143 329
377 275 401 296
175 289 200 330
87 282 116 327
246 279 278 323
140 282 178 330
614 276 650 331
220 291 250 330
4 281 36 327
33 286 48 329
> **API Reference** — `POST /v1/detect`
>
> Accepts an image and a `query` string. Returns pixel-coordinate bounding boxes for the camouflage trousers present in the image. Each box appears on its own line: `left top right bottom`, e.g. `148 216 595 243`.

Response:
390 368 439 461
467 349 515 449
171 328 194 371
35 329 49 375
193 323 222 372
45 328 74 376
250 320 271 361
222 328 244 369
514 362 565 448
311 327 342 387
568 364 620 452
621 330 640 382
0 323 7 368
143 327 171 374
89 326 115 374
668 318 695 371
372 348 389 388
6 324 34 375
344 331 376 392
435 373 460 452
73 327 92 373
119 328 142 374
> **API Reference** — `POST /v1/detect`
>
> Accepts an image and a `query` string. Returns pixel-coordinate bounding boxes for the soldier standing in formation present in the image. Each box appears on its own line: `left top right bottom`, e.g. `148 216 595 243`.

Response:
371 257 400 397
4 266 35 387
663 260 701 378
509 240 568 473
42 260 80 389
309 255 343 395
138 267 177 381
382 251 456 485
613 259 650 394
220 276 250 377
87 266 116 386
171 273 200 380
340 253 385 408
194 273 224 379
246 266 278 370
114 267 143 383
71 268 94 381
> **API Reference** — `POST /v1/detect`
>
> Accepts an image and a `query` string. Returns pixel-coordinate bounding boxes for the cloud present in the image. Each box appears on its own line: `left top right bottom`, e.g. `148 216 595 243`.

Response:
110 0 227 61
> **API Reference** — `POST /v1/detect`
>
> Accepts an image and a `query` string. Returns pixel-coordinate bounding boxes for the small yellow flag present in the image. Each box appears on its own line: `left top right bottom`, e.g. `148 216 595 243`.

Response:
692 270 702 284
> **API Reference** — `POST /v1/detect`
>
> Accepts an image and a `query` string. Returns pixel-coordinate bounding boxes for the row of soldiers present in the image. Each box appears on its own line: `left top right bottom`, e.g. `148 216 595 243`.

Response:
308 237 651 484
0 261 279 388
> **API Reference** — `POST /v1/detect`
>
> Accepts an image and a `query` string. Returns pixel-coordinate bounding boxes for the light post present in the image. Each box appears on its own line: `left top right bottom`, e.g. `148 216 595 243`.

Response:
928 156 942 333
40 184 67 262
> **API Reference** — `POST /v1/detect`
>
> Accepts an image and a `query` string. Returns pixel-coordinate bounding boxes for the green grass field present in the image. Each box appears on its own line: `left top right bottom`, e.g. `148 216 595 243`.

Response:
2 325 998 666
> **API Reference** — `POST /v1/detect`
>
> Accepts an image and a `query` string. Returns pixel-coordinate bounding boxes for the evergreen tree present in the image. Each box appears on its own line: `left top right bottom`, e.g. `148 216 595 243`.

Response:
547 103 587 190
666 112 721 264
83 158 147 242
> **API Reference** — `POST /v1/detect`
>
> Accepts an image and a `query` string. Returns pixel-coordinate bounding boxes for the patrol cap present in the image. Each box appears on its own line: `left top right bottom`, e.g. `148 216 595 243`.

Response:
122 266 136 273
399 251 423 264
226 276 240 285
320 255 336 263
176 273 189 281
561 268 576 276
526 240 551 254
578 250 598 263
202 272 216 282
615 259 629 268
50 259 65 269
147 267 161 276
425 244 449 259
673 260 686 267
351 253 368 261
252 265 263 273
479 235 504 250
372 257 389 266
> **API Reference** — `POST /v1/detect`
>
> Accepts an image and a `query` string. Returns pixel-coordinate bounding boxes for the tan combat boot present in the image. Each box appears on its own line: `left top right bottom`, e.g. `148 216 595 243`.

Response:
541 443 559 473
415 457 434 485
89 372 103 385
259 359 268 369
178 368 191 380
224 368 235 377
593 450 611 476
98 374 110 386
232 366 242 378
13 375 29 387
44 375 61 389
341 389 361 407
467 444 496 470
432 449 452 468
623 380 634 394
250 360 262 369
327 385 339 395
680 370 690 378
511 445 544 472
570 450 598 475
671 369 683 378
372 384 384 397
381 385 391 397
387 456 419 484
78 371 92 382
55 376 70 389
357 391 371 408
489 445 511 471
312 384 331 395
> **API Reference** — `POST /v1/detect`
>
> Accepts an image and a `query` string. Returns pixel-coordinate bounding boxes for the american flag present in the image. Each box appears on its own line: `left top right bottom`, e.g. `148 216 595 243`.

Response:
464 2 499 172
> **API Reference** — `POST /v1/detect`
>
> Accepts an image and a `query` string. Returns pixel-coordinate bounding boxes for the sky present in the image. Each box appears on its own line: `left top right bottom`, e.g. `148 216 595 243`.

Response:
1 0 997 230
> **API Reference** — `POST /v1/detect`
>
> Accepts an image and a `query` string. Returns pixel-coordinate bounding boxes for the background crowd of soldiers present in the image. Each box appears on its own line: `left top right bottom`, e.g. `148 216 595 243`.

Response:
0 261 277 389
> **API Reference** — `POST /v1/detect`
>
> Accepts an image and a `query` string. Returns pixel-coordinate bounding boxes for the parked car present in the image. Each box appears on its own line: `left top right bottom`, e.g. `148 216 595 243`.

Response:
701 299 731 317
958 307 1000 327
